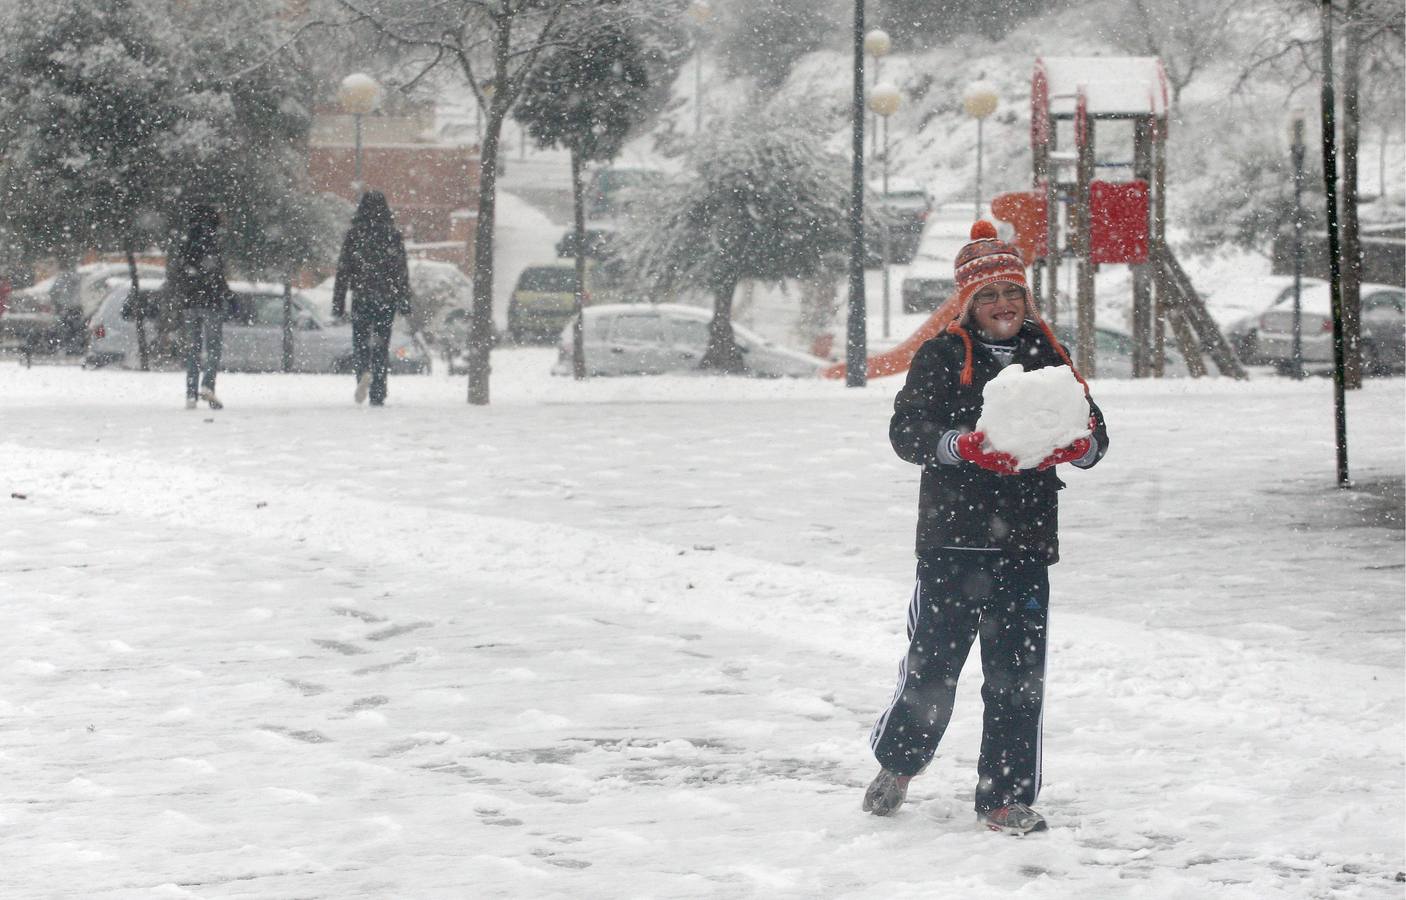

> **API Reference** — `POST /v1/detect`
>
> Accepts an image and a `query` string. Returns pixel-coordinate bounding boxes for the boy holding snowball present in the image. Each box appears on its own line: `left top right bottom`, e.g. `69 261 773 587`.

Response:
864 221 1108 835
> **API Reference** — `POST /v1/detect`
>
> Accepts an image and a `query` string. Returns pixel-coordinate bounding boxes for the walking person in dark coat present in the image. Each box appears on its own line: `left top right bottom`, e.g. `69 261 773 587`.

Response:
331 191 412 407
170 204 233 410
863 221 1109 835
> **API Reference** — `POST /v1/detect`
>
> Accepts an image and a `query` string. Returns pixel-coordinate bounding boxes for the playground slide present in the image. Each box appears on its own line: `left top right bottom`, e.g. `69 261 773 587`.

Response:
820 292 964 381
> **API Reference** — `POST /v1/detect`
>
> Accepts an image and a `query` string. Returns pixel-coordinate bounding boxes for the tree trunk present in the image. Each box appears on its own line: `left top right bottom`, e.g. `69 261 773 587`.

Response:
125 244 148 372
282 278 294 373
570 149 588 379
700 274 745 373
466 22 513 406
1340 0 1363 388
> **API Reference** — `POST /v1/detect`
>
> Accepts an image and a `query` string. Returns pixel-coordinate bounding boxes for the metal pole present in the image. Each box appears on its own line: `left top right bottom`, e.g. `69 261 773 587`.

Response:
353 113 363 190
975 117 984 218
846 0 867 388
571 150 587 380
870 56 880 161
881 113 890 339
1291 118 1305 380
1319 0 1349 487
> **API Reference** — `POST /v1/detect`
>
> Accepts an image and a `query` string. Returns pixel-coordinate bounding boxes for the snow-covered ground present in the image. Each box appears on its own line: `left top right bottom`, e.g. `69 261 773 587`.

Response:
2 357 1402 898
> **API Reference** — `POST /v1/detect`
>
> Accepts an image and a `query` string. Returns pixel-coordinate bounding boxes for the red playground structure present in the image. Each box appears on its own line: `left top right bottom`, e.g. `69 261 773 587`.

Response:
824 56 1243 382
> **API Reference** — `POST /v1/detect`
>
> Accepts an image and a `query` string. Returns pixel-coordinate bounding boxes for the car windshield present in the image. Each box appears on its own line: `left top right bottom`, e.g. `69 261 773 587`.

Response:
518 268 575 293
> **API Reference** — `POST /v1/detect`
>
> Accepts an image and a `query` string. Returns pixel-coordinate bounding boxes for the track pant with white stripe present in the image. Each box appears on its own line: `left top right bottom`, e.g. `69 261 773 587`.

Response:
869 554 1049 814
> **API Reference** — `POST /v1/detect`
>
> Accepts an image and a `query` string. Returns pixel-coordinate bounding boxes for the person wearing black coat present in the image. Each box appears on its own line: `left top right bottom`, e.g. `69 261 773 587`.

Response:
863 221 1109 835
332 191 412 407
169 205 233 410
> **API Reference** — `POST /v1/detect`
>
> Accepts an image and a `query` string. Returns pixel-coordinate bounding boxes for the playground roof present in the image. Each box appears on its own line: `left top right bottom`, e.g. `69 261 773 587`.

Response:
1033 57 1169 119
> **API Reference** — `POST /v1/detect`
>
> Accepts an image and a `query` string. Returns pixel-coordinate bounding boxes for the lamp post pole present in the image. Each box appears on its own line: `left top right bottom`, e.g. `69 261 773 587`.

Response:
864 29 890 161
963 82 998 219
689 2 714 134
338 73 382 195
1318 0 1349 488
1290 114 1306 381
846 0 867 388
869 83 901 341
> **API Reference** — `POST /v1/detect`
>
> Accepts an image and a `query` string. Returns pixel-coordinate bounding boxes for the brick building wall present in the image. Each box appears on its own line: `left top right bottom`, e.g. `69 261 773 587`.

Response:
310 142 480 273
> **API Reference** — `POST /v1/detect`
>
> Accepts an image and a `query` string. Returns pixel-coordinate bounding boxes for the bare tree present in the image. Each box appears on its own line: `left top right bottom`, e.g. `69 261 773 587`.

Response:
330 0 659 404
1111 0 1235 109
1238 0 1402 387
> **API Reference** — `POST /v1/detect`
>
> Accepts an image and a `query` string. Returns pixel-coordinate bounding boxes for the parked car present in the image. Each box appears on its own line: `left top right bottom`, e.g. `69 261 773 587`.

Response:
900 273 956 314
304 259 473 346
85 281 429 374
1218 277 1323 364
872 178 932 265
0 285 87 354
1052 323 1192 378
1243 281 1404 374
555 225 618 260
508 264 578 344
552 303 828 378
43 262 167 320
0 265 165 354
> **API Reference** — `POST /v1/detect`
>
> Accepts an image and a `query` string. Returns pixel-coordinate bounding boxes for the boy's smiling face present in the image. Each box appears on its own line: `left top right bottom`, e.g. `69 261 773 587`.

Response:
970 282 1027 341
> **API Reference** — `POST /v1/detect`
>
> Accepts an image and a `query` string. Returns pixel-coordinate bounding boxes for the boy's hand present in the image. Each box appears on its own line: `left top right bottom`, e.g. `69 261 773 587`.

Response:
1037 437 1092 470
954 431 1020 475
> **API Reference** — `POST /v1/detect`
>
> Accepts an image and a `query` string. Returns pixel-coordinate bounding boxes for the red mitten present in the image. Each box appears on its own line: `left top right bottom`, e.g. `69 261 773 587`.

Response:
954 431 1020 475
1037 436 1093 471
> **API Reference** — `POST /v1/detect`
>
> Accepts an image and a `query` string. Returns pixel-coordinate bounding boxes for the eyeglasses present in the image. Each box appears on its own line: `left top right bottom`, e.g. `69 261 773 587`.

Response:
973 286 1027 307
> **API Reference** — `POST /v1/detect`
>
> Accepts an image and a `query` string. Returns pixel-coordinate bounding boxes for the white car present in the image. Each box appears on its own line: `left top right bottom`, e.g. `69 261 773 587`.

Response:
552 303 828 378
85 280 429 374
1247 281 1404 374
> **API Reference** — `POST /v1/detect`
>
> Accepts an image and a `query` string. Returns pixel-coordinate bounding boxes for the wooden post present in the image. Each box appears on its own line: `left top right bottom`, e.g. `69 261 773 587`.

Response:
1074 91 1096 378
1151 114 1168 377
1043 135 1061 327
1032 119 1049 319
1131 116 1154 378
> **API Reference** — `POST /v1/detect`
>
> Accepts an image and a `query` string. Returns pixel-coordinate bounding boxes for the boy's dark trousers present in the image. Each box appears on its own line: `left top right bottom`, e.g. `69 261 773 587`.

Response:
869 553 1049 814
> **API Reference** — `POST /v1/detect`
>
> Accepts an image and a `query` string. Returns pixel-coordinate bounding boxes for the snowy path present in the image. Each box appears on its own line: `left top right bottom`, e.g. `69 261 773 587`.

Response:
1 363 1402 898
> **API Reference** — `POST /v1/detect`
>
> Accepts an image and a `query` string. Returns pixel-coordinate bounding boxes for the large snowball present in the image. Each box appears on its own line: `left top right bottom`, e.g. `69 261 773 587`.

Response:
976 365 1091 469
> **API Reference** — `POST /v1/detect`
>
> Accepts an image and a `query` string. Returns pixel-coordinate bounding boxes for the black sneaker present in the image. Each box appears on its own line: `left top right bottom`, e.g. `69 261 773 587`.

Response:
862 769 910 816
977 802 1047 835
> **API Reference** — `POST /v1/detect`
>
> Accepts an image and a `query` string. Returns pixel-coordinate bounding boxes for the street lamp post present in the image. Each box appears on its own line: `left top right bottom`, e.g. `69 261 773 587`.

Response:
846 0 867 388
963 82 998 219
1289 113 1307 381
869 82 901 340
688 2 714 134
338 73 382 193
864 29 891 161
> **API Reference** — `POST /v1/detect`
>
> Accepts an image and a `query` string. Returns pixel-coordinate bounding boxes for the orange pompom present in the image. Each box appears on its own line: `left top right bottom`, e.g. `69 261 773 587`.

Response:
969 220 998 241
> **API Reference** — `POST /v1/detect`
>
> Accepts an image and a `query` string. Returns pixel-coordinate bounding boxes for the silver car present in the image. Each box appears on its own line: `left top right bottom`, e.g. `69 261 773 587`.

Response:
1241 282 1404 375
85 281 429 374
552 303 828 378
1052 324 1192 378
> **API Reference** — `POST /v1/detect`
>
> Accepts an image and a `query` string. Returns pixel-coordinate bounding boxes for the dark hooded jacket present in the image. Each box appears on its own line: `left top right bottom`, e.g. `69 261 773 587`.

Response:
332 193 412 322
170 207 232 312
890 321 1108 565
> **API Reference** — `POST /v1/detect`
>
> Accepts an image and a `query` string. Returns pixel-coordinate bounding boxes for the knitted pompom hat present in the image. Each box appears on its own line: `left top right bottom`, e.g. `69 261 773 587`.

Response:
945 220 1089 395
954 220 1028 324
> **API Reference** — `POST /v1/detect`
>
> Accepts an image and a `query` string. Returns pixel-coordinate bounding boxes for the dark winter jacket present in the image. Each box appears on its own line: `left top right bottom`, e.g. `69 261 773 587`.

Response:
170 232 233 313
331 225 412 323
890 321 1108 565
